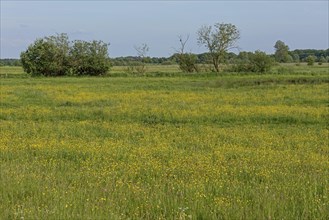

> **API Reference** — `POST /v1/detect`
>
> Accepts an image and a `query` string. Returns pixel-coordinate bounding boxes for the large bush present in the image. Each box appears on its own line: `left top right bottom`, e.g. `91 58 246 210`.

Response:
249 50 275 73
70 40 110 76
20 34 70 76
306 55 316 66
177 53 198 73
229 50 274 73
20 34 110 76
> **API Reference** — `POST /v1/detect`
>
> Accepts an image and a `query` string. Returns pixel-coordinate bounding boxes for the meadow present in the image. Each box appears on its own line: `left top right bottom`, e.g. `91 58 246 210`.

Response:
0 65 328 219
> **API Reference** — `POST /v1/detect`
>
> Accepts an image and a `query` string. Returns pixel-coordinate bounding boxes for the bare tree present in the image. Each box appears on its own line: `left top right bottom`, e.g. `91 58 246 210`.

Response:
134 43 149 74
178 35 189 54
197 23 240 73
134 43 149 58
175 35 198 73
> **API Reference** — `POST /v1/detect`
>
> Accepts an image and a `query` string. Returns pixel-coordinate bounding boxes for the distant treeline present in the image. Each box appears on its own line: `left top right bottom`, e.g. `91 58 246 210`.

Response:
1 49 328 66
288 49 329 62
86 49 329 66
0 59 22 66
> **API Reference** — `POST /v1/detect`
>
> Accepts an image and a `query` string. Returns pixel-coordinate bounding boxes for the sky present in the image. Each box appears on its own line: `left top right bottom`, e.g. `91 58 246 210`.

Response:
1 0 328 58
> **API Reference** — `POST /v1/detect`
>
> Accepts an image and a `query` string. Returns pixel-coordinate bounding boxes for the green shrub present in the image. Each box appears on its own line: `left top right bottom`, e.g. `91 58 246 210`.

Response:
306 55 315 66
228 50 274 73
177 53 198 73
20 34 70 76
70 40 110 76
20 33 110 76
249 50 275 73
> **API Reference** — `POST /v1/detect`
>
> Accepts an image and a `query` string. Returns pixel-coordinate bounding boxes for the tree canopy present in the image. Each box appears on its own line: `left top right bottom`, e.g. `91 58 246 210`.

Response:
20 33 110 76
197 23 240 72
274 40 291 63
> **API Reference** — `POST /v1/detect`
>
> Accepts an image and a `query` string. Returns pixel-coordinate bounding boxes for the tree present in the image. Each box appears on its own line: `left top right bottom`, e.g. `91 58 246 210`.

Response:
289 49 329 62
249 50 275 73
133 43 149 74
70 40 110 76
318 56 326 65
20 34 110 76
306 55 315 66
237 51 253 62
274 40 291 63
0 59 21 66
175 35 198 73
292 53 300 63
20 33 70 76
197 23 240 73
230 51 274 73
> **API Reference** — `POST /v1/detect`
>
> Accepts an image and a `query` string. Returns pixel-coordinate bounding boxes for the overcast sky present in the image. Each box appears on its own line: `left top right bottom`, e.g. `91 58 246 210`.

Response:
1 0 328 58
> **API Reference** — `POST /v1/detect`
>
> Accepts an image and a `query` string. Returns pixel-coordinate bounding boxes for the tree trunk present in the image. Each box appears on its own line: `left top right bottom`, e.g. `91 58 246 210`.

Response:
212 55 220 73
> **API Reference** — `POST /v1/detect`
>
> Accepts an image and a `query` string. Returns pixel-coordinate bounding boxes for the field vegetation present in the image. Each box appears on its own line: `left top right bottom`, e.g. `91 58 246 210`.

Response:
0 64 328 219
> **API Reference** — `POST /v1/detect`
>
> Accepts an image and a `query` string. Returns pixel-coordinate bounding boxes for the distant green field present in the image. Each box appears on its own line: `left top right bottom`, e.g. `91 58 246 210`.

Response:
0 65 328 219
1 62 328 77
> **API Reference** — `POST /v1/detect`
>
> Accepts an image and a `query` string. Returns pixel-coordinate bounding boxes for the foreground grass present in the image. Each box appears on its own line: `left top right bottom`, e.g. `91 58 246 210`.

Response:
0 68 328 219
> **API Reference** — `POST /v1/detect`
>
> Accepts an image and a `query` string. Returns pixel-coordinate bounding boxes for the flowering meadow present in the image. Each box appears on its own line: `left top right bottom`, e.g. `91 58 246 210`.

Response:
0 67 328 219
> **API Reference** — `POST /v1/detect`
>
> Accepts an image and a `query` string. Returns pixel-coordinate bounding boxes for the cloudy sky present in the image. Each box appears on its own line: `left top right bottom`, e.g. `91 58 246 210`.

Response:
1 0 328 58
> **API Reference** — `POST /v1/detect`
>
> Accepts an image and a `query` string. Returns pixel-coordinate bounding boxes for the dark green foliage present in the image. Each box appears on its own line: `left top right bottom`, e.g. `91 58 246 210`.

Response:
318 56 326 65
292 54 300 63
70 40 110 76
229 51 274 73
173 35 198 73
20 34 71 76
274 40 291 63
249 50 275 73
0 59 21 66
177 53 198 73
92 49 329 67
306 55 315 66
20 33 110 76
289 49 329 62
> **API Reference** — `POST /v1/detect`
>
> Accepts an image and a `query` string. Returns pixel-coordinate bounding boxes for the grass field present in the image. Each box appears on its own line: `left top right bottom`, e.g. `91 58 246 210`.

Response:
0 65 328 219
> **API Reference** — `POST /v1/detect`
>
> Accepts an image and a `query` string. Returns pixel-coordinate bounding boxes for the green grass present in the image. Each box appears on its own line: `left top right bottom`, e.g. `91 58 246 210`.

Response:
1 62 328 78
0 65 328 219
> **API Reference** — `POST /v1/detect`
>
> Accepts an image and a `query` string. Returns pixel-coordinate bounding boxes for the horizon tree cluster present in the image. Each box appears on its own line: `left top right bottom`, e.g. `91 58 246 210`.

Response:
17 23 329 76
